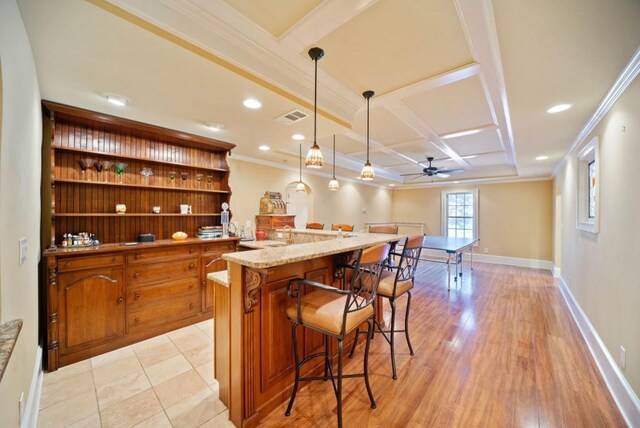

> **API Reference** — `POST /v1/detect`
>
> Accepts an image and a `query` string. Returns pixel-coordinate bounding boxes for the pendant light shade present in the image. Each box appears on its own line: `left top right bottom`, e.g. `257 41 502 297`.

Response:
297 144 306 192
305 47 325 168
328 135 339 191
361 90 375 181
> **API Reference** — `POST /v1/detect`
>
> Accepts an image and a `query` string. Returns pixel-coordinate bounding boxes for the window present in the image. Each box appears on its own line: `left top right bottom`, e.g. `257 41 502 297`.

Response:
442 189 478 240
577 136 599 233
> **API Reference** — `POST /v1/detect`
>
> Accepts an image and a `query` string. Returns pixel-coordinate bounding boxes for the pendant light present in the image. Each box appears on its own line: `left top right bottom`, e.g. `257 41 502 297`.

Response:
328 135 339 191
360 90 375 181
305 47 325 168
296 144 306 192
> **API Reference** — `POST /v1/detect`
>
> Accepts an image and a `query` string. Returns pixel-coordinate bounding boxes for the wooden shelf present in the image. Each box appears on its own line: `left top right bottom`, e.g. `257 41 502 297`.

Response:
54 213 222 217
54 178 230 194
54 145 229 172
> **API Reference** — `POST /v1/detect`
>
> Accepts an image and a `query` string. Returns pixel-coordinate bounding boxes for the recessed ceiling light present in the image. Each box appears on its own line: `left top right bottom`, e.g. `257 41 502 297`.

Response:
453 181 460 184
442 129 481 139
547 104 572 114
105 94 128 107
292 134 305 141
207 123 224 131
389 184 395 187
258 145 270 151
356 176 362 180
536 155 549 160
243 98 262 109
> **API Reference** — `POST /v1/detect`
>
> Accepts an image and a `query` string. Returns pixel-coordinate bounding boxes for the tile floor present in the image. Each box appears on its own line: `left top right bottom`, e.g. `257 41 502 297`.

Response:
38 320 233 428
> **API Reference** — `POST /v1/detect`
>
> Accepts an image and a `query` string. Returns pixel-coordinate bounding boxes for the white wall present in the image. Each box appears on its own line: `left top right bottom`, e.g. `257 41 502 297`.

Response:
0 0 43 425
228 157 393 232
555 76 640 397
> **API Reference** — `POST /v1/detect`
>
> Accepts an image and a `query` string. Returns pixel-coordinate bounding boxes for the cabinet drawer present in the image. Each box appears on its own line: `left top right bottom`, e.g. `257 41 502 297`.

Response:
127 246 198 264
127 278 198 308
273 217 295 228
201 242 235 256
127 257 198 287
127 294 199 331
58 253 124 272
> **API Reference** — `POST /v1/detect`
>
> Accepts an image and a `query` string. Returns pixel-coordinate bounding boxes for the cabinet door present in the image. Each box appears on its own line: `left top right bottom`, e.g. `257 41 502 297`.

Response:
58 267 125 352
202 252 228 313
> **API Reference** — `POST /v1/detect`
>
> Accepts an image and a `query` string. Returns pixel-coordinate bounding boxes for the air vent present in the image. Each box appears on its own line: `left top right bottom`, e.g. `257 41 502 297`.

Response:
275 109 308 125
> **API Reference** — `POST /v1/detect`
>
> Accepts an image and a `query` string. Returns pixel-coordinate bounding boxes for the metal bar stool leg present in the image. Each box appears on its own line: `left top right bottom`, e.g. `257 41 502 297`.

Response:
285 324 300 417
337 339 344 428
405 291 414 356
324 334 329 380
364 319 376 408
348 327 360 359
390 298 398 379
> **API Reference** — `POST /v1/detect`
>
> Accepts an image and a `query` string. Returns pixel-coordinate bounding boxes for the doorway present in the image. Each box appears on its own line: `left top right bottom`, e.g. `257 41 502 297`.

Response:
554 193 562 277
285 183 309 229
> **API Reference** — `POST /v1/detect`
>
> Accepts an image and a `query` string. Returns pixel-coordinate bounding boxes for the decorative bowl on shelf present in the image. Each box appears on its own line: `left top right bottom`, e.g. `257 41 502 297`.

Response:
115 204 127 214
171 231 188 240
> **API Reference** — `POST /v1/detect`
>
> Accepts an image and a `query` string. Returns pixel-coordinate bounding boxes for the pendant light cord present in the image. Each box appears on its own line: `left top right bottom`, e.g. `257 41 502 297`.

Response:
366 96 370 163
333 135 336 178
314 57 318 145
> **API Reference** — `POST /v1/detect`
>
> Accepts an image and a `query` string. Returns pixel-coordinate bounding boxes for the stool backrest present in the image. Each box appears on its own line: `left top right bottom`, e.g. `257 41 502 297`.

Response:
306 222 324 230
331 224 354 232
369 225 398 234
394 235 426 283
343 243 390 328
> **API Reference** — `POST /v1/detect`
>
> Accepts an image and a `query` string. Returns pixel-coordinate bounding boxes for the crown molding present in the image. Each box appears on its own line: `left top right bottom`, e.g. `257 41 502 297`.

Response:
552 47 640 177
394 174 551 190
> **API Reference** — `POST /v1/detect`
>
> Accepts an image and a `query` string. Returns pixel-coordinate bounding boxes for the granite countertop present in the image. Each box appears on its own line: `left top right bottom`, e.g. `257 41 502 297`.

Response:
0 319 23 382
223 233 402 269
239 240 288 249
43 237 240 256
206 271 230 287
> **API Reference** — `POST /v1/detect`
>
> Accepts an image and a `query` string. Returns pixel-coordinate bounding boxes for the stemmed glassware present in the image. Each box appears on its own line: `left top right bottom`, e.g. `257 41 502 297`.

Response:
77 159 88 181
82 158 96 181
180 172 189 181
168 171 176 187
206 175 213 189
102 160 114 182
114 162 128 183
94 161 104 182
195 173 204 189
140 167 153 185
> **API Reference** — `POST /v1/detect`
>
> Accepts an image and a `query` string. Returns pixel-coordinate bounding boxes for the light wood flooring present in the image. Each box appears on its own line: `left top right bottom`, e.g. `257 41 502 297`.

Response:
260 262 626 427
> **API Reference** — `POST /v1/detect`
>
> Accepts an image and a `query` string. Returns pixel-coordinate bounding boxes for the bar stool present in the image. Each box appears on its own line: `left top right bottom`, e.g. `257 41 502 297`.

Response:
368 225 399 268
331 224 354 232
306 222 324 230
285 243 391 428
349 235 425 379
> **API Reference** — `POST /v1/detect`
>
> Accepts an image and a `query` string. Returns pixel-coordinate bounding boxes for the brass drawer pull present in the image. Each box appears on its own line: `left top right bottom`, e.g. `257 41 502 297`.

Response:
134 272 141 278
134 293 141 300
189 263 195 270
189 303 194 310
135 254 141 260
189 248 195 253
112 256 119 262
65 261 72 267
135 317 140 323
117 297 123 303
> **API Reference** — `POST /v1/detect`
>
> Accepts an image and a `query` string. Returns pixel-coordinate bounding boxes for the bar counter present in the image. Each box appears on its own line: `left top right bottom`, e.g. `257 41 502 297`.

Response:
214 231 401 427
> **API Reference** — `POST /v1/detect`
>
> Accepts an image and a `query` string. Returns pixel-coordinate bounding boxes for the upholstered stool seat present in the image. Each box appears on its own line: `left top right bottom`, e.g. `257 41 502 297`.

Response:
286 293 372 336
376 271 413 297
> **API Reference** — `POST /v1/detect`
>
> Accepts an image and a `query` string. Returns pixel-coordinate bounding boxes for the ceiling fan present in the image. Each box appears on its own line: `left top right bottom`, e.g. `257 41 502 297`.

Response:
401 157 464 179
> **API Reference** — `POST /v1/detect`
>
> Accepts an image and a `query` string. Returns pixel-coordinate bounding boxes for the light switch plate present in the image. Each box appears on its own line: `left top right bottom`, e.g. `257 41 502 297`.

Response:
19 238 27 265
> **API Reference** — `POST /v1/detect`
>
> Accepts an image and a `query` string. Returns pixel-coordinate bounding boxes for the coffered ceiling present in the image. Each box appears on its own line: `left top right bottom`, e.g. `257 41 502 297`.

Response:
18 0 640 187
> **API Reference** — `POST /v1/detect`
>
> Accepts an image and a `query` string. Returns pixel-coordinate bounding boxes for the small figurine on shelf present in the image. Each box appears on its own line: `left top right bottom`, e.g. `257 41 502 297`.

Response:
116 204 127 214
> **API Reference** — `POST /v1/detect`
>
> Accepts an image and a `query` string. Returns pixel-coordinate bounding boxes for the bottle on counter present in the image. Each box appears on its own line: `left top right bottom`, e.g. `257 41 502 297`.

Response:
337 227 343 239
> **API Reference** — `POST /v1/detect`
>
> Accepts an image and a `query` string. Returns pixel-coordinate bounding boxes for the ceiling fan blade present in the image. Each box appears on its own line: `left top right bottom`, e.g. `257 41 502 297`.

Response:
400 172 426 176
409 174 424 181
437 169 464 174
436 173 450 178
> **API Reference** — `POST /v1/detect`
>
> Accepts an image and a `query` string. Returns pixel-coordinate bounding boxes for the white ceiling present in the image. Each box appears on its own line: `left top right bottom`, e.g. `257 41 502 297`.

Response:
17 0 640 187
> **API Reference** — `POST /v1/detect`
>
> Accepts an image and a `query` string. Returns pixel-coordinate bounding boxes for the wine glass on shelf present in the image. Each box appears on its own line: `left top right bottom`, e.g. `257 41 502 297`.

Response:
195 173 203 189
94 160 104 182
102 160 114 182
180 172 189 181
168 171 176 187
114 162 128 183
206 174 213 189
77 159 88 181
81 158 96 181
140 167 153 186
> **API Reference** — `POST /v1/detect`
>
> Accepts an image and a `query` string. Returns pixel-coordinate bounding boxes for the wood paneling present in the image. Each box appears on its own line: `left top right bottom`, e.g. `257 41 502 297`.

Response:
44 102 233 246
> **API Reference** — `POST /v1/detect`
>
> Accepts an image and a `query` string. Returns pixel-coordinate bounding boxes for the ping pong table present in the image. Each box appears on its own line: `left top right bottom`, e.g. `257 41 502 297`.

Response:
421 236 479 290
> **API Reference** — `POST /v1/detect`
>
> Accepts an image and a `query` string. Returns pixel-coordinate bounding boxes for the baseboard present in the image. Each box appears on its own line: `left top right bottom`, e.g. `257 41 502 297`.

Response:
558 277 640 427
21 345 43 428
553 266 561 278
421 249 553 271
